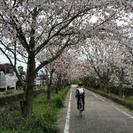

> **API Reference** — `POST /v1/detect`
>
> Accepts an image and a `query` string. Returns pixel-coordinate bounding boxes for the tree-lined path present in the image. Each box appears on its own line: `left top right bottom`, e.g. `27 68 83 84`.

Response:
58 85 133 133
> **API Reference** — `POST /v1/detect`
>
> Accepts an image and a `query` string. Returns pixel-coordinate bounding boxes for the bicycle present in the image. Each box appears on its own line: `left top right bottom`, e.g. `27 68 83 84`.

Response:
78 96 84 116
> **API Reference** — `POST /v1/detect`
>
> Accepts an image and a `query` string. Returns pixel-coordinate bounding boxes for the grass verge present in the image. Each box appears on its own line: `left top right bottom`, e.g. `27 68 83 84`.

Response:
88 88 133 110
0 86 69 133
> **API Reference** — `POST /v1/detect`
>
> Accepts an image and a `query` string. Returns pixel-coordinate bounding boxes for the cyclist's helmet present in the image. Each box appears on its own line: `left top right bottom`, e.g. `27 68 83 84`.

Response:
78 82 83 86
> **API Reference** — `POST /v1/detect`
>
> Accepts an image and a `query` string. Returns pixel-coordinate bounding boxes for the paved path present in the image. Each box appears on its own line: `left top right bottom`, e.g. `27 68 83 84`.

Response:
58 85 133 133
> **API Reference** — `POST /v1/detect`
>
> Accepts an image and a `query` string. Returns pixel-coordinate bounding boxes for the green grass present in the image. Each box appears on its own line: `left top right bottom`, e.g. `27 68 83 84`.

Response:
0 105 24 133
0 86 69 133
0 89 23 98
0 85 47 98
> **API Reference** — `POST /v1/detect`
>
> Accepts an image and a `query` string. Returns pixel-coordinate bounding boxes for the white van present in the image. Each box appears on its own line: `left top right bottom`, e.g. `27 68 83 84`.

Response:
0 71 6 90
0 64 18 91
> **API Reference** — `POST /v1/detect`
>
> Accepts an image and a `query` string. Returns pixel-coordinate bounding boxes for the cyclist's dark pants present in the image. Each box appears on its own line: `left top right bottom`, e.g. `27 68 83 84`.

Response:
77 96 85 110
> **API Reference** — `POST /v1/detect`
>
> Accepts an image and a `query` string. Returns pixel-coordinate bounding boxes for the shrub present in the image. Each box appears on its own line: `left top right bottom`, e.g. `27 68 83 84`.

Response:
0 107 24 130
0 128 14 133
19 115 59 133
59 87 69 100
52 95 64 108
0 86 69 132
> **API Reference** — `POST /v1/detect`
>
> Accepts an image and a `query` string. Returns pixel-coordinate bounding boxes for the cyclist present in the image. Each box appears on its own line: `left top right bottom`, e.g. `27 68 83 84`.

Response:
75 83 85 111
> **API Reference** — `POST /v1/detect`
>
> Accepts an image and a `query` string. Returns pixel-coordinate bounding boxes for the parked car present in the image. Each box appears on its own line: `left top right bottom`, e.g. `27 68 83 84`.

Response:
0 64 18 91
34 76 42 86
0 71 6 90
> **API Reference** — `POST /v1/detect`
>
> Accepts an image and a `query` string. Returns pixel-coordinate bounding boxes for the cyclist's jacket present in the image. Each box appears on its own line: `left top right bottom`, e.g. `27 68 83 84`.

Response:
75 87 85 97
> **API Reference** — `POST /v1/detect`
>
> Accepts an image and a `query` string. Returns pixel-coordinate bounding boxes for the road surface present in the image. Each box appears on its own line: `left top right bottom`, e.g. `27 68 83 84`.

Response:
58 85 133 133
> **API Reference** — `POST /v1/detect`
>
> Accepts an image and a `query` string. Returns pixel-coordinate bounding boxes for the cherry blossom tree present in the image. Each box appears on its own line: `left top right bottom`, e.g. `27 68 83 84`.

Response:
0 0 133 116
78 6 133 96
0 0 102 117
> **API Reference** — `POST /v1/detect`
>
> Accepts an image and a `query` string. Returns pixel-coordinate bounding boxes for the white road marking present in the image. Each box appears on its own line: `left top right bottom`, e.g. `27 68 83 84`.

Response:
88 91 98 98
64 88 72 133
112 105 133 120
89 90 133 120
88 90 105 102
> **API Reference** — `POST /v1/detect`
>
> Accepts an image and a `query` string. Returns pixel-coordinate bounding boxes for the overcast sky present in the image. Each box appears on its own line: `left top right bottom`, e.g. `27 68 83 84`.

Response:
0 53 9 64
0 53 27 71
0 14 128 69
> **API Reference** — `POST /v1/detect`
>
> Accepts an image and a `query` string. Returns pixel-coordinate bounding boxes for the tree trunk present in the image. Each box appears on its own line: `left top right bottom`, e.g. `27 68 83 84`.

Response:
21 52 35 117
57 74 62 90
47 69 54 100
119 83 123 98
55 86 58 94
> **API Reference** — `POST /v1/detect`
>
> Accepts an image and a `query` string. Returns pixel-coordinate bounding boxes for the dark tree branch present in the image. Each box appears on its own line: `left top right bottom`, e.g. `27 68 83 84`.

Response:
35 37 71 73
0 40 27 63
9 15 29 52
34 6 95 55
0 46 24 85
